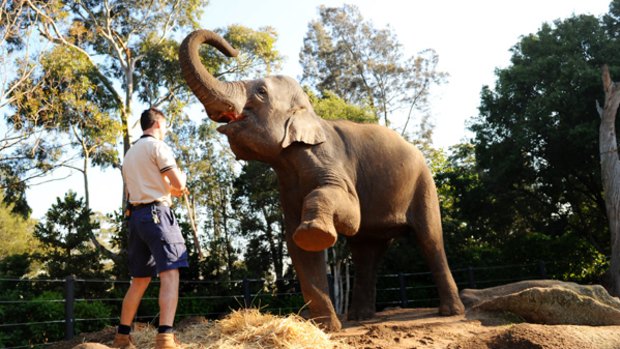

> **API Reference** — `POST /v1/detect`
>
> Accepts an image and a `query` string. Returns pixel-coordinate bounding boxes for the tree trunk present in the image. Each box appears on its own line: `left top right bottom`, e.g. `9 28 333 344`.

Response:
598 65 620 296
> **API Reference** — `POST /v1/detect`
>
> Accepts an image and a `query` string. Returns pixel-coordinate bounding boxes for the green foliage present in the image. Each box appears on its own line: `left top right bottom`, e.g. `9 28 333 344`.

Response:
10 45 121 169
232 162 285 281
74 300 113 335
468 13 617 260
0 191 37 260
306 88 377 123
0 163 31 218
221 25 282 77
167 116 245 281
33 191 110 278
430 9 620 281
0 290 64 347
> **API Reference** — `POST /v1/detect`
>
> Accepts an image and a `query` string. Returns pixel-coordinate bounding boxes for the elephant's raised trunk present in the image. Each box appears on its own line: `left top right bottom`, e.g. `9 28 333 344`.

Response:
179 30 246 122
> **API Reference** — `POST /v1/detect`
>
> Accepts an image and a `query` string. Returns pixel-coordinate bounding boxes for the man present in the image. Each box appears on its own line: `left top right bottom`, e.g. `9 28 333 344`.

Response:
113 108 189 349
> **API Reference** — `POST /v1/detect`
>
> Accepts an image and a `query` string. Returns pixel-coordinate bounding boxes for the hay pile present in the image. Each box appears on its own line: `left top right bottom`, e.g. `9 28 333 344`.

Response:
130 309 349 349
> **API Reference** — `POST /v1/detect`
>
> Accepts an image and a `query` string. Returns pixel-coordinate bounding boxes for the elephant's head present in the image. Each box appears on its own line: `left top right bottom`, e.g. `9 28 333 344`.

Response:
179 30 326 162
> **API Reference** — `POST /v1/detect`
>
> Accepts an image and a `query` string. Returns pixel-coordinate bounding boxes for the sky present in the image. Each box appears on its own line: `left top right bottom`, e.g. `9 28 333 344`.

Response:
24 0 613 219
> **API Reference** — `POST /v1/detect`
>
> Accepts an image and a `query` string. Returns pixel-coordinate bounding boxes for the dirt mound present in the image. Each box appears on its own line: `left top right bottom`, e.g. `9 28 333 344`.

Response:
48 308 620 349
334 308 620 349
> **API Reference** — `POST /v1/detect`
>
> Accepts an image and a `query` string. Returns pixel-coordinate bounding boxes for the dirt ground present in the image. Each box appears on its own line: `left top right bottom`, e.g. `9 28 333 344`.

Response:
50 307 620 349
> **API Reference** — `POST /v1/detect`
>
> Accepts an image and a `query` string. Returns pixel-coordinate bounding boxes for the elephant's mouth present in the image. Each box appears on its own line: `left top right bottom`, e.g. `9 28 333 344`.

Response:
216 112 245 124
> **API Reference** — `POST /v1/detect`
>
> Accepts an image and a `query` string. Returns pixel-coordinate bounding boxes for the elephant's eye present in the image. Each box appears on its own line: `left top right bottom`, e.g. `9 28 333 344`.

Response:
257 87 268 97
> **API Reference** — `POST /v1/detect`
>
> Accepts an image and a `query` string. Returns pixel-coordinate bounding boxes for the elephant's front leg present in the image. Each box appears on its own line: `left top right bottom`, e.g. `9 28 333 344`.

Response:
286 232 342 331
293 185 360 251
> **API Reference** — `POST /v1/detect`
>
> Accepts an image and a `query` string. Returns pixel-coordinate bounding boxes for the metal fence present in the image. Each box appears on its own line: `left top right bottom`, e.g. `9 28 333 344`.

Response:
0 260 565 349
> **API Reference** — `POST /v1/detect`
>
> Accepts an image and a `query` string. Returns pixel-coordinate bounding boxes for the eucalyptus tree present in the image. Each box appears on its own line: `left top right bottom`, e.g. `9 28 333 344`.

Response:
8 45 122 260
300 4 446 139
1 0 40 109
21 0 210 154
1 0 47 217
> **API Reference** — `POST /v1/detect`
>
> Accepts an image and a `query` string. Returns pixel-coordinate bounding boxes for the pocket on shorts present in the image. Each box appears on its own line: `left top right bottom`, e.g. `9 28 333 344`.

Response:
161 233 186 261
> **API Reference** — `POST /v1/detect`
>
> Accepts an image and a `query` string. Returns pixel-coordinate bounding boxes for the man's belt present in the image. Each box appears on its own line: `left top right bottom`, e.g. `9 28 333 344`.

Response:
130 201 168 211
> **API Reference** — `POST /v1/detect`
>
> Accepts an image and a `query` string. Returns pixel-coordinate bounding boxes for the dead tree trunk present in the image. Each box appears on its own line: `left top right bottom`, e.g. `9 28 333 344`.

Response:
598 65 620 296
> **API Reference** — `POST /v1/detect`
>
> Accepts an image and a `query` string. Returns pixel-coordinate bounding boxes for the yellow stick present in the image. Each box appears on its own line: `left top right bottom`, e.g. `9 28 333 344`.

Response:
183 192 204 259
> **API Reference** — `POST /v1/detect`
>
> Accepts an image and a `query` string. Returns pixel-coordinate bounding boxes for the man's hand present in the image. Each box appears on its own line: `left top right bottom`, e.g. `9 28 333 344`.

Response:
171 186 189 197
162 168 188 197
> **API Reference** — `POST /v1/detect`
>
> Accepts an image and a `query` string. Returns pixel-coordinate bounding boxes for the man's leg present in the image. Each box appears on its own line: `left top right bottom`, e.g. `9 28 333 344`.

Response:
120 277 152 325
158 269 179 327
113 277 151 348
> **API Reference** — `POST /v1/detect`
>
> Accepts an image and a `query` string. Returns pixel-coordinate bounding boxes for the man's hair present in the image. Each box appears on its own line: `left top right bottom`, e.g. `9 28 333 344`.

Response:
140 108 166 131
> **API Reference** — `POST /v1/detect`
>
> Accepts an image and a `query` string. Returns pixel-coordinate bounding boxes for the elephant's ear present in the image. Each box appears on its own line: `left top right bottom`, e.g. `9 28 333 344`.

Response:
281 108 326 148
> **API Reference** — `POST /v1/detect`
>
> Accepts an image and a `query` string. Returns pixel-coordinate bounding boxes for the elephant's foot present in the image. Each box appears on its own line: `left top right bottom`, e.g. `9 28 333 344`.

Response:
347 306 376 321
312 314 342 332
293 221 337 251
438 297 465 316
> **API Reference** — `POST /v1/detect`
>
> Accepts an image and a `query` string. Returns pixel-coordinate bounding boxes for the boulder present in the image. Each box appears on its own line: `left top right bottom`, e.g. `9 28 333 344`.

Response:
460 279 620 325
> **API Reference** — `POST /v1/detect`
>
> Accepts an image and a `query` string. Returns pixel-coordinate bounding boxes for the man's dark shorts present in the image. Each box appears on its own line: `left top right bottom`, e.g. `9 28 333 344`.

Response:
127 204 189 277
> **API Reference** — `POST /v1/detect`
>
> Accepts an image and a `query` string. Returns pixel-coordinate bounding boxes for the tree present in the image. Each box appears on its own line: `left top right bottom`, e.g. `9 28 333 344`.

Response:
300 4 446 139
1 0 40 109
232 161 285 282
8 44 124 261
168 117 244 280
598 65 620 296
1 0 49 217
467 12 620 282
33 191 110 278
21 0 209 154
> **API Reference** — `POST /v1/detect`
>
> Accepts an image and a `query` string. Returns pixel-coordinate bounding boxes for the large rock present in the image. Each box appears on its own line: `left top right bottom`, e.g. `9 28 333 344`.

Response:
460 279 620 325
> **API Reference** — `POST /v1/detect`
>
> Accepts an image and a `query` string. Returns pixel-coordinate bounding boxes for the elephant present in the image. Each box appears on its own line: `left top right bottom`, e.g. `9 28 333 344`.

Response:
179 29 465 331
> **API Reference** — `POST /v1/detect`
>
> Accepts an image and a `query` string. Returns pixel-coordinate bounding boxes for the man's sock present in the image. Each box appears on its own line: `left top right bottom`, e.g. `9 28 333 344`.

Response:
117 324 131 335
158 325 174 334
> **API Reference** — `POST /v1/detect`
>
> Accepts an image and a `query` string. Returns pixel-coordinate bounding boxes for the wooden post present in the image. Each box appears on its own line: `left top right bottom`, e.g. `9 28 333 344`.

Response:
64 275 75 340
398 273 408 308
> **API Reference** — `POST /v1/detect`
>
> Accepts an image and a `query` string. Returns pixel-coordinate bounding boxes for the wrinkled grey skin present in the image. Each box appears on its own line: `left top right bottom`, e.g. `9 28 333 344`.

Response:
179 29 465 331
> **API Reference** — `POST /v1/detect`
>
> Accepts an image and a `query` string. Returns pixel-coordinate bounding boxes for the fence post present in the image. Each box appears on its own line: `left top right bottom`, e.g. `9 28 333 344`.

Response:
467 266 476 289
242 278 251 307
327 274 335 305
398 273 408 308
538 260 547 279
64 275 75 340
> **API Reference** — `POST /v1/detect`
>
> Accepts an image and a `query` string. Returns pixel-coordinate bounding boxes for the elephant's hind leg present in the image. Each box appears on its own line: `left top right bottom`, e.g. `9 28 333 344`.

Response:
347 238 390 321
409 173 465 316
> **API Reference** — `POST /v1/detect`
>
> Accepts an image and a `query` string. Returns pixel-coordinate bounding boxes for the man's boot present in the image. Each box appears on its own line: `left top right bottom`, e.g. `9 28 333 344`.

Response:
111 333 136 349
155 333 182 349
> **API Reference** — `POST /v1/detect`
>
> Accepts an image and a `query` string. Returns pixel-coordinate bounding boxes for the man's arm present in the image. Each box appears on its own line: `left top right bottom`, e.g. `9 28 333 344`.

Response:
162 168 187 197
